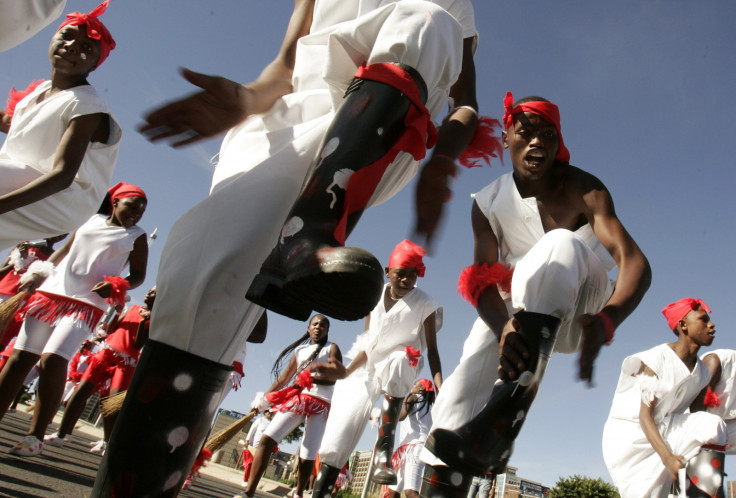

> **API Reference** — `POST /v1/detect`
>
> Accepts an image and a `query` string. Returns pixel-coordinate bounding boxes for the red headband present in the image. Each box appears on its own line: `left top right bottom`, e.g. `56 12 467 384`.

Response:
57 0 116 69
418 379 434 392
503 91 570 164
108 182 146 208
661 298 711 331
388 240 426 277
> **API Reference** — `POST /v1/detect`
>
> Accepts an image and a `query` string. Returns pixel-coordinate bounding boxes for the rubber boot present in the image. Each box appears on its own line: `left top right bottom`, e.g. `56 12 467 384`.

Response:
247 62 430 322
90 340 231 497
372 394 405 484
425 311 561 475
419 464 474 498
685 446 726 497
311 463 341 498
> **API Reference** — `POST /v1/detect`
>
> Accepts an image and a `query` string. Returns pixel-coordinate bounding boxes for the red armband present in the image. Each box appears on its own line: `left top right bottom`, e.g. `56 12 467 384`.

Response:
458 116 504 169
104 275 129 307
596 311 615 344
405 346 421 367
458 263 513 307
704 387 721 409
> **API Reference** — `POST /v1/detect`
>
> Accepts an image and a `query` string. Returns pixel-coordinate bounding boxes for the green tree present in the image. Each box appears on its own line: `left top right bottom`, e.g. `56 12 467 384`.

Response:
548 475 620 498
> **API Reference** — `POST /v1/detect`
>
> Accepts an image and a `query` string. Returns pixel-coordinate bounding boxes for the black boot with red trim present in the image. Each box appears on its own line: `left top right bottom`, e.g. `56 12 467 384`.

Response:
311 463 342 498
372 394 405 484
246 62 433 322
90 340 231 497
425 311 560 476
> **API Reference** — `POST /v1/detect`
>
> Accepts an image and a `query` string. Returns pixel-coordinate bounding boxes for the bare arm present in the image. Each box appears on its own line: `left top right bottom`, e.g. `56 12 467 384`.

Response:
134 307 151 350
414 37 479 249
639 365 683 482
139 0 315 147
423 311 443 390
310 343 345 384
0 113 106 215
577 174 651 383
692 353 722 412
0 109 11 134
266 354 299 394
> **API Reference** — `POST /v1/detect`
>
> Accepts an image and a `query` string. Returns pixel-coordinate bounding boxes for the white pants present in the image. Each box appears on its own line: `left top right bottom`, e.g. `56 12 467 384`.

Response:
319 350 418 467
422 230 614 466
263 408 328 460
15 315 91 360
389 442 426 493
149 2 464 364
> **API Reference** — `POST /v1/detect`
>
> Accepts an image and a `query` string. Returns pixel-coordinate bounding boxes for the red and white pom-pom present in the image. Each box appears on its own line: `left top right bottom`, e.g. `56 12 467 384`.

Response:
458 263 513 307
103 275 129 307
405 346 421 367
704 387 721 409
5 80 44 118
458 116 504 169
251 391 272 412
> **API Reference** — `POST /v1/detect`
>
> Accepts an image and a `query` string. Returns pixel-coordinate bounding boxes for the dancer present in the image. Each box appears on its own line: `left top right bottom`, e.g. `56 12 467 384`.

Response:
242 411 274 488
311 240 442 497
602 298 727 497
0 1 120 251
420 92 652 495
387 379 436 498
44 286 157 453
245 314 342 498
0 182 147 456
0 236 66 346
95 1 479 495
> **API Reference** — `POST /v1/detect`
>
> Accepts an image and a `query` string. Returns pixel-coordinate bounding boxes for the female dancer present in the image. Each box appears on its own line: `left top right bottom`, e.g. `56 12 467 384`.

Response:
246 314 343 498
0 182 147 456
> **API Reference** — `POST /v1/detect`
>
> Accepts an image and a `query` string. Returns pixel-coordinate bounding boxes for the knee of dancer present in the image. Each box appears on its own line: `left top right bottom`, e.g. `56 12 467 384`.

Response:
690 411 729 445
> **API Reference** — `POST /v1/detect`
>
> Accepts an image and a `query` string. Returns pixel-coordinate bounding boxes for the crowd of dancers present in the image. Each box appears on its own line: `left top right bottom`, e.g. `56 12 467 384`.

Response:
0 1 733 498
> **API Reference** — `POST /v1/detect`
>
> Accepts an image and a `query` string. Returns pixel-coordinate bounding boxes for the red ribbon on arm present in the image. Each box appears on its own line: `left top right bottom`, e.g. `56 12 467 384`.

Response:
405 346 421 367
104 276 129 307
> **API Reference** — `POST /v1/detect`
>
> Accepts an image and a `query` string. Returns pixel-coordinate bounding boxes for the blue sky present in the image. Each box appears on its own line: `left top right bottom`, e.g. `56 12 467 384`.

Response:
3 0 736 489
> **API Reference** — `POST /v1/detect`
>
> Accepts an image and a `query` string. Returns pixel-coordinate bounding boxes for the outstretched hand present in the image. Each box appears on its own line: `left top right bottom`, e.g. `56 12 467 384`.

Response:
498 317 529 381
308 361 346 383
138 68 253 147
91 280 113 298
413 156 457 251
577 313 608 386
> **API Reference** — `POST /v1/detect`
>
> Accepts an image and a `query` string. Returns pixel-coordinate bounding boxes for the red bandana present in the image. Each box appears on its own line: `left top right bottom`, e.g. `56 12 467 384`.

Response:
57 0 116 68
108 182 146 209
418 378 434 392
388 240 426 277
661 297 711 331
502 91 570 164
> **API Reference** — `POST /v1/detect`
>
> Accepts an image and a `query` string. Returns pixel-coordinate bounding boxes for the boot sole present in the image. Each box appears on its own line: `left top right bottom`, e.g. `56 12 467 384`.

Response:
246 272 313 321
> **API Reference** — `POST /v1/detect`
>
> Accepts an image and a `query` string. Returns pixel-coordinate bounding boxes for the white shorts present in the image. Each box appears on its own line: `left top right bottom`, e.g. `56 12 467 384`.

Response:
14 315 91 360
263 408 329 460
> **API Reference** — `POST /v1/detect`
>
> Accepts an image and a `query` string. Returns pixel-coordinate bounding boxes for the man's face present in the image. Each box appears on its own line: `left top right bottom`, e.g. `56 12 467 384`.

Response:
682 308 716 346
503 112 559 182
385 267 418 299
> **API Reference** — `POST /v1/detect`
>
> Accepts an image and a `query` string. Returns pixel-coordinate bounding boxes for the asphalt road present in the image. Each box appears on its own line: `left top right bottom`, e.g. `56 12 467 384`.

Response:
0 409 259 498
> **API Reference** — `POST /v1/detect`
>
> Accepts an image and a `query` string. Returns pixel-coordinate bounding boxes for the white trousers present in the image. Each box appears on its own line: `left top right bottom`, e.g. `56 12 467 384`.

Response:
15 315 91 360
150 2 464 364
318 350 418 467
263 408 328 460
422 230 614 466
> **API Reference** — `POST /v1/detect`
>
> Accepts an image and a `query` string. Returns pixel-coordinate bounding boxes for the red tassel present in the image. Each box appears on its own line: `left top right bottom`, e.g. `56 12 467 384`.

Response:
704 387 721 408
104 275 129 307
5 80 44 118
458 263 514 307
458 116 504 169
405 346 421 367
296 369 314 390
265 386 301 406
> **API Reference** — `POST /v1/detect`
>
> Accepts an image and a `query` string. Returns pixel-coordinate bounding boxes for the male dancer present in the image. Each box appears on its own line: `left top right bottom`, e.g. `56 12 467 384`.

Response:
603 298 727 496
94 2 480 496
420 92 651 495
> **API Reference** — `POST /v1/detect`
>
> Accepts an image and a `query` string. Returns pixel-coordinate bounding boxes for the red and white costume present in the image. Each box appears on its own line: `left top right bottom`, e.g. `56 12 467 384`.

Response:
702 349 736 454
602 344 726 497
389 395 433 494
0 82 121 250
14 214 144 360
422 171 615 466
264 341 335 459
318 285 441 468
149 0 476 365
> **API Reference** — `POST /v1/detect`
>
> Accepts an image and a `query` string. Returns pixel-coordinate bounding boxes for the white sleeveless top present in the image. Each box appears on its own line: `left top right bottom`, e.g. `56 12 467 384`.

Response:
294 341 336 402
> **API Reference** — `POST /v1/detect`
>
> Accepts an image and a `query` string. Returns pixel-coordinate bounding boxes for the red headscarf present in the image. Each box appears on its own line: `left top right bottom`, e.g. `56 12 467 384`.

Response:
57 0 116 68
388 240 426 277
661 298 711 331
502 91 570 164
108 182 146 209
418 378 434 392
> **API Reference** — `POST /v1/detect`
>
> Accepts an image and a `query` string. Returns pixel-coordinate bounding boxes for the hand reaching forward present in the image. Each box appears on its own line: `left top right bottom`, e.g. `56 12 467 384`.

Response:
139 68 254 147
576 313 608 386
498 317 529 381
413 155 457 251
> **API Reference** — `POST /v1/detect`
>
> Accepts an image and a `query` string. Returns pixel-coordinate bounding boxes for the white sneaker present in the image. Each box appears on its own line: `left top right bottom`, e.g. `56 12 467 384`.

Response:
89 440 106 455
10 435 43 456
43 433 67 447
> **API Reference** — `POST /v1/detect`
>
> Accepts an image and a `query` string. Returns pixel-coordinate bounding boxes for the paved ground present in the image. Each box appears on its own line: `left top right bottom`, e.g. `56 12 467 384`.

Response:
0 406 290 498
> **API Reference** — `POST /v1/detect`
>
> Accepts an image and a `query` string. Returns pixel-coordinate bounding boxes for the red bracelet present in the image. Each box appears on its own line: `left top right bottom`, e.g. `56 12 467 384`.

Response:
597 311 615 344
